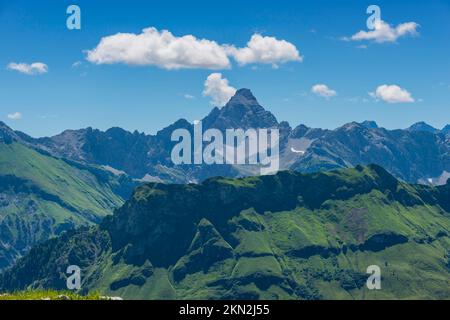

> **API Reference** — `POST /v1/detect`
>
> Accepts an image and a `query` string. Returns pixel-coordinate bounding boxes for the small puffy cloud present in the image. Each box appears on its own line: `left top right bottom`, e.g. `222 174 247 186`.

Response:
203 73 237 107
7 62 48 75
7 112 22 120
86 27 302 70
311 84 337 98
345 20 419 43
184 94 195 99
86 27 231 70
370 84 415 103
227 34 302 67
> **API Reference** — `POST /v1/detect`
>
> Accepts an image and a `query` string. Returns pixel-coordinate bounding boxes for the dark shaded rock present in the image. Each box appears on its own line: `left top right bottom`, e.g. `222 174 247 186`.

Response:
359 232 408 252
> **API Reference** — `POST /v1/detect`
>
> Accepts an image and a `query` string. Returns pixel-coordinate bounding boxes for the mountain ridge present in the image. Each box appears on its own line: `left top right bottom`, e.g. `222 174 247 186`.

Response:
1 165 449 299
1 89 449 185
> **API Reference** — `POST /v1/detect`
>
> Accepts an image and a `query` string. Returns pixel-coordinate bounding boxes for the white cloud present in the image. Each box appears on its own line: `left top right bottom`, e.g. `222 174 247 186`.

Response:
311 84 337 98
203 73 237 107
184 94 195 99
71 61 83 68
86 27 231 70
345 20 419 43
86 27 302 70
7 112 22 120
370 84 415 103
7 62 48 75
226 34 302 67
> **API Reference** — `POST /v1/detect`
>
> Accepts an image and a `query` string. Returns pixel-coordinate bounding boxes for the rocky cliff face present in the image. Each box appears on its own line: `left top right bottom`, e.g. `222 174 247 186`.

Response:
202 88 279 130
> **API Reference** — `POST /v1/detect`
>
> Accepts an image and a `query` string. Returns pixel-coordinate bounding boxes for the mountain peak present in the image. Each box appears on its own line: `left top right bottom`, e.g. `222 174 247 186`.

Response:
361 120 379 129
202 88 278 130
408 122 438 133
226 88 259 107
340 121 365 131
0 122 16 144
157 118 192 137
0 121 11 130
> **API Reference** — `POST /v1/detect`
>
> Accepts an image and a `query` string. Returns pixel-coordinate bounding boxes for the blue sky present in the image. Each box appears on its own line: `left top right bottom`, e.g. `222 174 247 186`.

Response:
0 0 449 137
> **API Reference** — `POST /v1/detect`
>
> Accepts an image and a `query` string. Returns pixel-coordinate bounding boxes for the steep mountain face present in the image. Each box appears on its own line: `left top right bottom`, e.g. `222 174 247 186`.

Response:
3 90 449 185
0 132 136 270
25 127 156 179
202 88 279 130
442 125 450 135
0 122 23 144
1 165 449 299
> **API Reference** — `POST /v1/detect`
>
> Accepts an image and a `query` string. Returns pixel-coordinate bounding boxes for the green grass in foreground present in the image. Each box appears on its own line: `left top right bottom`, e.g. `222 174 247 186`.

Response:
0 290 110 300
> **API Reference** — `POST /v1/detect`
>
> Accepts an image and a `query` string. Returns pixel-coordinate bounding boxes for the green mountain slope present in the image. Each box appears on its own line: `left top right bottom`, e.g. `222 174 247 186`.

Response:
1 165 449 299
0 142 135 269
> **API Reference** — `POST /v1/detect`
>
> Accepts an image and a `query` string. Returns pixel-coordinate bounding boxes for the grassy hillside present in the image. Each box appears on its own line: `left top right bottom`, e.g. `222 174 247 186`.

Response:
1 165 449 299
0 142 135 269
0 290 107 300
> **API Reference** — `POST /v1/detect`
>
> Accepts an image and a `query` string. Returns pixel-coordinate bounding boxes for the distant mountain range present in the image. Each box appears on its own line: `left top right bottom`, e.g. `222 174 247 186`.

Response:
1 89 449 299
2 89 449 186
1 165 449 299
1 89 449 270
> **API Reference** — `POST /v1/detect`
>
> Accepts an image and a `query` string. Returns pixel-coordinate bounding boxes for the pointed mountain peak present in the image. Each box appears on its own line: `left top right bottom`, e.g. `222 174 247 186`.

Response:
189 218 224 252
202 88 278 130
361 120 379 129
227 88 259 106
172 218 233 282
0 121 11 130
0 121 17 144
408 121 438 133
157 118 192 138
